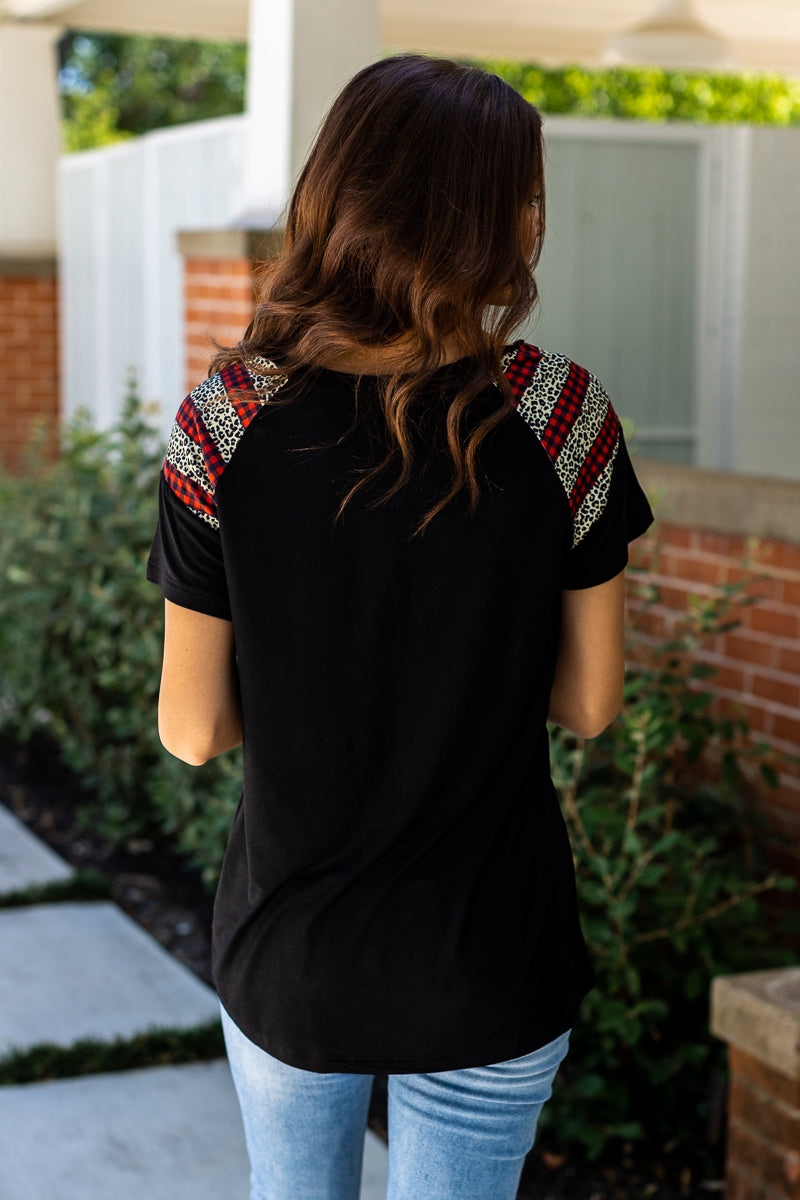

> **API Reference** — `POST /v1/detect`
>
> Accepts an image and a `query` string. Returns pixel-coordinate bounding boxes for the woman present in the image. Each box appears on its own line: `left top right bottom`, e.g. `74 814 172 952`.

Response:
147 54 654 1200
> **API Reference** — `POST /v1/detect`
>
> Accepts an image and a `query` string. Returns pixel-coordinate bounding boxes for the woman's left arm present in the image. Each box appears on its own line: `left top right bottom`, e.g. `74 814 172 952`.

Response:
157 599 243 766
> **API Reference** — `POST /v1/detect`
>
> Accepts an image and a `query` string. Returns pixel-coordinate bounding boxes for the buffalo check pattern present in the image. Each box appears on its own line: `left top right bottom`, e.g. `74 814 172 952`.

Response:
163 343 620 548
501 340 621 549
162 357 288 531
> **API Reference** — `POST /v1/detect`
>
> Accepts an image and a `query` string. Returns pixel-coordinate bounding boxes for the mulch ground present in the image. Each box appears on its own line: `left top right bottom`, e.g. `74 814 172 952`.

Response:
0 734 215 986
0 733 726 1199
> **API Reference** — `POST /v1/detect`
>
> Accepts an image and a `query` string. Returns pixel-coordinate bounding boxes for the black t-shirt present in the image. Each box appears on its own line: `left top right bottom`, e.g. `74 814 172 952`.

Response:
146 340 654 1074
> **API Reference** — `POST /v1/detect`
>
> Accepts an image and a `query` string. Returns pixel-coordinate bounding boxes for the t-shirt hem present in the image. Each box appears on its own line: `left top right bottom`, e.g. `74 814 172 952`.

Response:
217 990 583 1075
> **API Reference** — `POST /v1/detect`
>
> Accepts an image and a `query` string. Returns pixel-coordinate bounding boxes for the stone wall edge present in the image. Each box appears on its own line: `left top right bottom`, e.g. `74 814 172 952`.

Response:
637 458 800 545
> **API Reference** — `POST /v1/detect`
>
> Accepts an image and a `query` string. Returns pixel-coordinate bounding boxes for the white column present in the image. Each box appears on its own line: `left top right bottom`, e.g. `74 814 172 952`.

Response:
239 0 380 227
0 22 62 258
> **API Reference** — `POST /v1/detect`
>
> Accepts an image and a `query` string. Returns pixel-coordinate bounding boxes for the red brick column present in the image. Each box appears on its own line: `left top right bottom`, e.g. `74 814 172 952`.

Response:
0 262 59 472
712 970 800 1200
726 1047 800 1200
183 255 255 396
178 230 282 396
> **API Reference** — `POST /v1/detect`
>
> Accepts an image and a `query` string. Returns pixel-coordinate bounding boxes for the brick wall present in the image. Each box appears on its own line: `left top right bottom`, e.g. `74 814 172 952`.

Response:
0 266 59 471
725 1045 800 1200
627 520 800 874
183 256 255 396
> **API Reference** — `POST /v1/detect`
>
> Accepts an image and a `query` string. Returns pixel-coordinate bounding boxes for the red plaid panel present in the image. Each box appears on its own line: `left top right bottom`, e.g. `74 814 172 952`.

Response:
220 361 268 430
220 360 257 395
168 392 224 498
503 341 623 533
192 408 227 490
570 401 621 515
540 361 591 460
163 456 216 520
174 391 199 439
164 393 218 517
162 364 273 523
503 341 543 406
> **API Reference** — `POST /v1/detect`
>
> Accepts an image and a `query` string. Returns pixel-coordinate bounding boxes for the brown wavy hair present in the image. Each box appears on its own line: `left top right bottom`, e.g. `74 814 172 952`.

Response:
209 53 546 539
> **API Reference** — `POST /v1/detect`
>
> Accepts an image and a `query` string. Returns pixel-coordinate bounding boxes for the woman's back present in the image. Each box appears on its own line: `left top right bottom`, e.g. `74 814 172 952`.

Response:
147 338 652 1072
147 53 656 1198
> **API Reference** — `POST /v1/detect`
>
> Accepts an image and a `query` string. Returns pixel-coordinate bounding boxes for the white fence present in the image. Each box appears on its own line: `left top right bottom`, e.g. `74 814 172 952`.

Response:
58 115 800 479
59 115 246 442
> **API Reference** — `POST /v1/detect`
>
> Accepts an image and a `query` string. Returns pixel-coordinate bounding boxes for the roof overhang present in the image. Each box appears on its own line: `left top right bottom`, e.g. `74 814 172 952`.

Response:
0 0 798 74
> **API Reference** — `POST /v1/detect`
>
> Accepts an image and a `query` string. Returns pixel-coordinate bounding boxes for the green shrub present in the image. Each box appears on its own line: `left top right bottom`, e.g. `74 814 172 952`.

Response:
0 376 239 886
476 59 800 125
540 552 799 1170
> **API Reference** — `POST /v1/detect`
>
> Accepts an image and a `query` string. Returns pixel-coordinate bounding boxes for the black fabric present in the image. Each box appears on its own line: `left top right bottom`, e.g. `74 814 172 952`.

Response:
146 360 655 1074
147 475 232 620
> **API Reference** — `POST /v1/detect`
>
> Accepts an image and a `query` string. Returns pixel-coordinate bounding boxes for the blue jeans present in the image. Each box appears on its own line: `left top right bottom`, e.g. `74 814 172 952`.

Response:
220 999 571 1200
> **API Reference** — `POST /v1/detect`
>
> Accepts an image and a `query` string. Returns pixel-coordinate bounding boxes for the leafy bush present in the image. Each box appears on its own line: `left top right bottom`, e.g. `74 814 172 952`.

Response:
539 553 799 1171
0 377 240 886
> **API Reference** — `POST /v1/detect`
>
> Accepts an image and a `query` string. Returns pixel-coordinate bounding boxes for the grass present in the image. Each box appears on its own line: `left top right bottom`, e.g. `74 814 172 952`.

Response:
0 1019 226 1085
0 867 113 910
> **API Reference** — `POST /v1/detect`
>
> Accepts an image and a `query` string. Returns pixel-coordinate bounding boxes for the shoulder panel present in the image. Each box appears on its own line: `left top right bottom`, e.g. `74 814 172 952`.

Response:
162 357 289 530
502 340 621 549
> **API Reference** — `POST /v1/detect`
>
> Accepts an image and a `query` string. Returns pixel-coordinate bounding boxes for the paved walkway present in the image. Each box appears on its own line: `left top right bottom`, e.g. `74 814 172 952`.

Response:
0 807 389 1199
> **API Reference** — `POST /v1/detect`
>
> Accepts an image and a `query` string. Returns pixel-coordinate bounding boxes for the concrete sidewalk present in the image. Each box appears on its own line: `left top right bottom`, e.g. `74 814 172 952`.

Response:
0 806 389 1199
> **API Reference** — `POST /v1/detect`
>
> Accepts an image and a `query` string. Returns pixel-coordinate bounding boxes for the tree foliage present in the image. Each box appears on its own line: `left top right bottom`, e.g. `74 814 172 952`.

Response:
57 31 800 153
57 31 247 150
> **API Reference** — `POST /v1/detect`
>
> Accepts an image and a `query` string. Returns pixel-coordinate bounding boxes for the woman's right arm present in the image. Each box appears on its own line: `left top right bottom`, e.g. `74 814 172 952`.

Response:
546 569 627 740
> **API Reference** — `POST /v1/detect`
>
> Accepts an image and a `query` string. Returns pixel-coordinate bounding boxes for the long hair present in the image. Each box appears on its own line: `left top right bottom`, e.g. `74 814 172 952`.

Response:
209 54 546 539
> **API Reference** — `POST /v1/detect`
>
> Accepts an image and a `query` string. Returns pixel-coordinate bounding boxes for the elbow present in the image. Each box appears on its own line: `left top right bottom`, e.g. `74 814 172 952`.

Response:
174 745 210 767
550 708 616 740
578 710 618 740
158 718 211 766
581 671 626 738
559 692 624 740
159 735 210 766
579 692 625 739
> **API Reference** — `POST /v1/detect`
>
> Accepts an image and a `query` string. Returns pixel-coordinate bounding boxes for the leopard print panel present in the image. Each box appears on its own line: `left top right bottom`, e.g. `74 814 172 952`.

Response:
572 445 616 550
501 346 573 442
162 358 289 530
164 344 619 547
501 342 620 549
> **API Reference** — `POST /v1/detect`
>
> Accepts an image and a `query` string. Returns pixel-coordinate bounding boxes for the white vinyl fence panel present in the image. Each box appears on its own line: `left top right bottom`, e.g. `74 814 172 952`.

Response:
59 115 246 441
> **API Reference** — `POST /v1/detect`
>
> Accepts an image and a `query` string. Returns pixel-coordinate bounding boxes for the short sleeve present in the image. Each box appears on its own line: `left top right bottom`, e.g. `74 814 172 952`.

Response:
147 474 231 619
560 418 655 591
145 392 232 620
